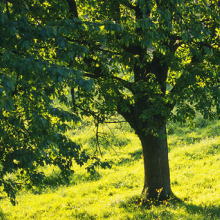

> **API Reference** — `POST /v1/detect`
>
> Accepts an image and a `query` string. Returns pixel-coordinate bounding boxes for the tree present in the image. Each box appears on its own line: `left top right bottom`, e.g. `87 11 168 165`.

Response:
1 0 219 204
62 0 219 201
0 0 93 204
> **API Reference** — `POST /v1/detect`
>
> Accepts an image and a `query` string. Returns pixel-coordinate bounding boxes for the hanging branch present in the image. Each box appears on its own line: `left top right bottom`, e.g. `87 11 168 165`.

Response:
94 120 103 156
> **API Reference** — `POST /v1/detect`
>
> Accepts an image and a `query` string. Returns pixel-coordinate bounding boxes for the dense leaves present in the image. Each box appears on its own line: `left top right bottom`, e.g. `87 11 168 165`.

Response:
0 0 91 204
0 0 219 203
70 0 219 126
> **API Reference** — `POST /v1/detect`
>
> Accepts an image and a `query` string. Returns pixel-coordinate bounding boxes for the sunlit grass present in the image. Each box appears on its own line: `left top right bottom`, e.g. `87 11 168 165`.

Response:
0 119 219 219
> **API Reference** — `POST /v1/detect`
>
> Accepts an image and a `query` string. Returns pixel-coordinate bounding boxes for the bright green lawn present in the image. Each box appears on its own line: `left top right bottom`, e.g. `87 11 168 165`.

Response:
0 119 219 219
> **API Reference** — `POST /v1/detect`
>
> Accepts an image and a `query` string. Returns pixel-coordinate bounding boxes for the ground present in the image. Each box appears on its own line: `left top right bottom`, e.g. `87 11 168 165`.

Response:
0 118 219 219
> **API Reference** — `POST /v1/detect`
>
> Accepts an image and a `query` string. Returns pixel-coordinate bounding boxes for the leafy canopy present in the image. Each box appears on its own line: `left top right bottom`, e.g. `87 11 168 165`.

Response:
64 0 219 131
0 0 219 203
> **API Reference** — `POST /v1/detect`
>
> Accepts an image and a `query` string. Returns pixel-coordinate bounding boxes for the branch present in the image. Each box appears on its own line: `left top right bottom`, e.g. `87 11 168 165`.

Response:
66 0 78 18
84 69 136 129
94 121 103 156
121 0 136 10
73 102 99 118
65 36 121 56
84 72 134 93
116 95 136 131
104 121 127 123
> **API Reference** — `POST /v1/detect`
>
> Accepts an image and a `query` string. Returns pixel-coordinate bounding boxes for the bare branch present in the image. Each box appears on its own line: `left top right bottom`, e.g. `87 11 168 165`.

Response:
104 121 127 123
94 122 103 156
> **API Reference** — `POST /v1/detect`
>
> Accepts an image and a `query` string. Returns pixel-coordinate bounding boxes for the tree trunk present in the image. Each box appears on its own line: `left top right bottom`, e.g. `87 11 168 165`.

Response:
138 122 171 201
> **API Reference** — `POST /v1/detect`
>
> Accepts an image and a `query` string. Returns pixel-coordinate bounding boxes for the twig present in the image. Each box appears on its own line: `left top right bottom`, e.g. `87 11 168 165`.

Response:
104 121 127 123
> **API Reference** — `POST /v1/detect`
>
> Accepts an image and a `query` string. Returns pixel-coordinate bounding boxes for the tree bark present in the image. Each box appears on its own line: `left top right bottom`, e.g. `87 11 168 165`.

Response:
138 121 171 201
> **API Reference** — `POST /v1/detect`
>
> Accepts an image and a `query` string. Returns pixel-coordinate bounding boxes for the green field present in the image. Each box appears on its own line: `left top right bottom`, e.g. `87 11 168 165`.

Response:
0 119 220 220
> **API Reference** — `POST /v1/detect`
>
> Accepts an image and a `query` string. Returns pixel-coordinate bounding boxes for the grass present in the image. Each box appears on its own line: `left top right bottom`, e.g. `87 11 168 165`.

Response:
0 118 219 219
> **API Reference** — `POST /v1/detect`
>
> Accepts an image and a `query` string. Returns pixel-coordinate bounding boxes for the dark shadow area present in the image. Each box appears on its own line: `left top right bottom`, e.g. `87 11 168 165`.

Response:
30 176 70 194
119 195 220 219
30 171 102 194
183 203 220 219
0 209 7 220
115 149 143 166
207 124 220 137
130 149 142 160
169 197 220 220
73 211 97 220
167 119 220 140
116 158 132 166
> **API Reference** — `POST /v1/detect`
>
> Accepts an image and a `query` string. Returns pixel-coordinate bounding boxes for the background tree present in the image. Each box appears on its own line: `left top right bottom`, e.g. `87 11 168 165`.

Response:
63 0 219 201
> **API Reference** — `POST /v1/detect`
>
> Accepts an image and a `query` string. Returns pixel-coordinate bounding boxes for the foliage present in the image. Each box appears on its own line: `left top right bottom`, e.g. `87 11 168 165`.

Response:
66 0 220 127
0 0 219 203
0 0 92 204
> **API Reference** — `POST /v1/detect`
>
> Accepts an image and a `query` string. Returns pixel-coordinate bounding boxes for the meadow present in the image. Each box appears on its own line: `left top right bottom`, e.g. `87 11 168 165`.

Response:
0 118 219 219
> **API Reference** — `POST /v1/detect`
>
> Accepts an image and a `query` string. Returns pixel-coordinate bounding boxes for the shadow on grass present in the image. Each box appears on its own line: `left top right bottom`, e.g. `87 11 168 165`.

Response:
29 172 71 194
130 149 142 160
0 209 7 220
116 149 143 166
119 195 220 219
31 171 102 194
73 211 97 220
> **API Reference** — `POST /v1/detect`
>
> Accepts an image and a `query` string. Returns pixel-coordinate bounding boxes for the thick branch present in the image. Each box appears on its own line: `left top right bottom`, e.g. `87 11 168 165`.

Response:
150 53 168 94
82 55 136 93
115 89 136 130
66 0 78 18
